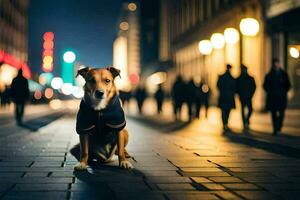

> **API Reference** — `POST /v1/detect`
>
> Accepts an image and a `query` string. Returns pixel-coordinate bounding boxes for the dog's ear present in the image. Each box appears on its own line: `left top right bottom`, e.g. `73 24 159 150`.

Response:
76 67 90 79
107 67 121 79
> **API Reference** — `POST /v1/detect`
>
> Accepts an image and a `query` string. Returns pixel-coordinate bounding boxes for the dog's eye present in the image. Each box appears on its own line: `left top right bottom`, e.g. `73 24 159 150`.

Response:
105 79 111 84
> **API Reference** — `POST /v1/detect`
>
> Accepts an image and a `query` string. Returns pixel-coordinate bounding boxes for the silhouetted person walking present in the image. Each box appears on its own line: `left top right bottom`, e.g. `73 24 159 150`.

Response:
171 76 185 120
135 86 147 114
217 64 236 132
236 64 256 130
263 58 291 135
11 69 29 125
186 79 197 121
154 84 164 114
201 82 210 118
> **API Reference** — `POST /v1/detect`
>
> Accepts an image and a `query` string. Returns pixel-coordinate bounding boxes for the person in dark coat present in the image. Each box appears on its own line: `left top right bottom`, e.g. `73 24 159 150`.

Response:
217 64 236 132
186 79 197 121
171 75 185 120
154 84 164 114
10 69 29 125
135 86 147 114
236 64 256 130
263 58 291 135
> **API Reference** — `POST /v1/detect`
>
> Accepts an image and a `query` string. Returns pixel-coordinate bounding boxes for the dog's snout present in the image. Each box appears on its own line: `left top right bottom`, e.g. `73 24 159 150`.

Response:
95 90 104 99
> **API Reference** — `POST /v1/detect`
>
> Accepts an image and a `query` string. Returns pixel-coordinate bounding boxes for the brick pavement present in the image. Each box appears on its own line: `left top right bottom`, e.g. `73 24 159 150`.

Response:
0 114 300 200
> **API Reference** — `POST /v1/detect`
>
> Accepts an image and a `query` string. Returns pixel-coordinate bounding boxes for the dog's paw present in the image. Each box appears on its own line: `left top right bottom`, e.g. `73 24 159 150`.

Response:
120 160 134 169
74 162 88 171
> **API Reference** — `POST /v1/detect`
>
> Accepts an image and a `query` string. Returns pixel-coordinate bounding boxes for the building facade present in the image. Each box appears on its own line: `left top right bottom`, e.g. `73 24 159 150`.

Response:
160 0 300 110
113 2 140 90
0 0 31 91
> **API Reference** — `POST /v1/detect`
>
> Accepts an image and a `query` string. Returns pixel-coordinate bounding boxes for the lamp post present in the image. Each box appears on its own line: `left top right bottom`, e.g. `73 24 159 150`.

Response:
239 18 260 65
198 40 212 82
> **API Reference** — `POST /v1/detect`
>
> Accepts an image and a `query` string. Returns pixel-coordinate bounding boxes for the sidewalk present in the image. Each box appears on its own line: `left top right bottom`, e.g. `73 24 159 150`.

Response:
126 98 300 150
1 113 300 199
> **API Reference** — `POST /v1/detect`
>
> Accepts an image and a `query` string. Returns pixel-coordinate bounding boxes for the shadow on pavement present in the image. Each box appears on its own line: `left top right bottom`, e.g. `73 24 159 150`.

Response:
223 130 300 159
128 114 190 133
18 112 65 132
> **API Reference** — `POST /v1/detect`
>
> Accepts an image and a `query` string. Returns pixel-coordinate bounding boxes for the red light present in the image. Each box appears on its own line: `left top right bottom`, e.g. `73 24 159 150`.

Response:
129 73 140 84
43 32 54 41
0 50 4 62
43 49 53 56
43 41 54 49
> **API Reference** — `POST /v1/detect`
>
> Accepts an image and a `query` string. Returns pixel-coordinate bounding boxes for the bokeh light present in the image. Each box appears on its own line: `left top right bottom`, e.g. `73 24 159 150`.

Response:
63 51 76 63
289 47 299 58
51 77 63 89
34 90 42 100
119 21 129 31
61 83 73 95
128 3 137 11
240 18 260 36
44 88 54 99
198 40 212 55
210 33 225 49
72 86 84 98
49 99 62 110
224 28 240 44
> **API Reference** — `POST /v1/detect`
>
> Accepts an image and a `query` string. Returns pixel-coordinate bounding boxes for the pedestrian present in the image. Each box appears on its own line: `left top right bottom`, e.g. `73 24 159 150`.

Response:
10 69 29 125
154 84 164 114
236 64 256 130
171 75 185 121
135 86 147 114
217 64 236 132
186 79 197 121
200 82 210 119
263 58 291 135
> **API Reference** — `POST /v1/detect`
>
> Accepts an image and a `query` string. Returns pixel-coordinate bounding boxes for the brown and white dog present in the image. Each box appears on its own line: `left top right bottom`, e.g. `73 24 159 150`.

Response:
71 66 133 170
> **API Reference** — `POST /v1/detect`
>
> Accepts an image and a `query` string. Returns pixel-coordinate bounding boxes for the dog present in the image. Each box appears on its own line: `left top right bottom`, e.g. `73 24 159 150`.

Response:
71 66 133 170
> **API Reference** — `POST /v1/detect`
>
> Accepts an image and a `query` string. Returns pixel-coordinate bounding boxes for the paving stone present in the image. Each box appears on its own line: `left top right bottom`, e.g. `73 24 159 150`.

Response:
191 177 212 183
157 183 195 191
0 183 14 193
23 172 49 177
208 177 243 183
222 183 260 190
17 177 73 184
0 172 23 178
143 170 180 177
201 183 226 190
179 171 231 177
114 192 165 200
166 192 220 200
108 182 150 192
180 168 223 172
235 191 281 200
2 191 68 200
31 162 63 167
213 191 242 200
146 176 191 183
13 183 69 191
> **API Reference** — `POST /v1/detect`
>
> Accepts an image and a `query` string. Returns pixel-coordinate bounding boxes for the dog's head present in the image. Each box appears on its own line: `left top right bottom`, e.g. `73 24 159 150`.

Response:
77 66 121 110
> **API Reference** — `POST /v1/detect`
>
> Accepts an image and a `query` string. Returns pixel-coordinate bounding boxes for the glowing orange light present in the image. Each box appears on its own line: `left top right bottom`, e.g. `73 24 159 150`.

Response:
43 32 54 41
44 88 54 99
34 90 42 100
43 49 53 56
129 73 140 84
43 41 54 49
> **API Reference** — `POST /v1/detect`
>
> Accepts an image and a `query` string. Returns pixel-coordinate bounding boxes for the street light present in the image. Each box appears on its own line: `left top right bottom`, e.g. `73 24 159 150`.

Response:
63 51 76 63
198 40 212 83
210 33 225 49
198 40 212 55
239 18 260 36
51 77 63 89
224 28 239 44
290 47 299 59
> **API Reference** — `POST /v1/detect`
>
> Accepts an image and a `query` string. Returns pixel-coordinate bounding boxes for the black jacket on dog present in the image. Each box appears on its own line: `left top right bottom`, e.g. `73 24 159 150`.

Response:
76 95 126 135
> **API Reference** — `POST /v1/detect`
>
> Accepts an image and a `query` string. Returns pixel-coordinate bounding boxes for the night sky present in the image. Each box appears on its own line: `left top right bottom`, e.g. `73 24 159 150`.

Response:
28 0 123 75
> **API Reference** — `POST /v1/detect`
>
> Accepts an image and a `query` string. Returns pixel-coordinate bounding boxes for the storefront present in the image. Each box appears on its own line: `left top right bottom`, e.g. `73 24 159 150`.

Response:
0 50 31 92
266 1 300 107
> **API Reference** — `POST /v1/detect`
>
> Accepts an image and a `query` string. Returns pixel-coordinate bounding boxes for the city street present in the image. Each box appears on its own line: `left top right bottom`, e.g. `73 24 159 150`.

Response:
1 104 300 200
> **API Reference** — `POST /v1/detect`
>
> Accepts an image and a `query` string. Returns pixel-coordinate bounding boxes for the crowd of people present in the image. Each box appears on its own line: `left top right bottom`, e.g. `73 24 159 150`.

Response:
171 58 290 135
1 59 291 136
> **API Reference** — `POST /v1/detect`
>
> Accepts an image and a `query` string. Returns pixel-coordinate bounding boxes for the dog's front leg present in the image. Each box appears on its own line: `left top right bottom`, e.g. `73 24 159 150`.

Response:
118 130 133 169
74 134 89 170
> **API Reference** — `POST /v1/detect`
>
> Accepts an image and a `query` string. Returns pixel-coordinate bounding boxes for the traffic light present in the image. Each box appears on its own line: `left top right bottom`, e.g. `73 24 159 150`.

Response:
62 50 76 84
42 32 54 72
